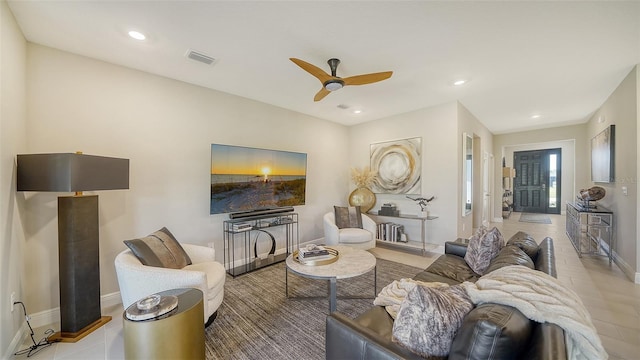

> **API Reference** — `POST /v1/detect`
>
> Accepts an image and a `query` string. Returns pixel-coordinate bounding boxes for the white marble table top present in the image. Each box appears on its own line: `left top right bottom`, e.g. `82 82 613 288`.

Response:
285 245 376 280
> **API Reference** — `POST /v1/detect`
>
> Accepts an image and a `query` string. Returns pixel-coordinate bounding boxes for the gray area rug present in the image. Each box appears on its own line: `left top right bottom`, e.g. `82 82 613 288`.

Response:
519 213 552 224
204 258 422 359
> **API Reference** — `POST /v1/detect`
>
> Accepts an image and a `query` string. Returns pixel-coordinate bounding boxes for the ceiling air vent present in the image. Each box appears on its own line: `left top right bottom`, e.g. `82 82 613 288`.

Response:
186 49 216 65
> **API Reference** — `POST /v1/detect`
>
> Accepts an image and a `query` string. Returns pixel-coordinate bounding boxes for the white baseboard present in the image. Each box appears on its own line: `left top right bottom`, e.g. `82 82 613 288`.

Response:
4 322 28 360
612 251 640 284
27 291 122 330
492 217 504 223
5 292 122 358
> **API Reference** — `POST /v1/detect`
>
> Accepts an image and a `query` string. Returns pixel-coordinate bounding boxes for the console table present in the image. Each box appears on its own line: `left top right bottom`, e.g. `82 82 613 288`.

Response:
367 212 438 255
223 213 298 277
565 202 614 264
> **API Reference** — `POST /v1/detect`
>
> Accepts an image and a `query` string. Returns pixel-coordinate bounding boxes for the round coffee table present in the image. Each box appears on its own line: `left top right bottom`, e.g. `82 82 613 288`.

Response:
285 245 377 312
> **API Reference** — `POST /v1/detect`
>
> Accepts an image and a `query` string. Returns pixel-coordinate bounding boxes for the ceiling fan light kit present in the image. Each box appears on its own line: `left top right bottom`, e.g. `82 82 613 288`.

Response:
324 80 344 91
290 57 393 101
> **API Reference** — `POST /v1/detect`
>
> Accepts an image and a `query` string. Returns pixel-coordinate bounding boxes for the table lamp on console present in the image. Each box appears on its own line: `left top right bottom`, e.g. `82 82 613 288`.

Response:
17 152 129 342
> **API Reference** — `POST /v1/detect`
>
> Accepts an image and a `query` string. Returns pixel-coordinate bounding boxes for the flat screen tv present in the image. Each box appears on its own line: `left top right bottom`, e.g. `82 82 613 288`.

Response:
210 144 307 214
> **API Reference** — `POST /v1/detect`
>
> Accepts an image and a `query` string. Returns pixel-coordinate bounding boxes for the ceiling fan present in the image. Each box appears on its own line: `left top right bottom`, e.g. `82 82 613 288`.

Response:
290 58 393 101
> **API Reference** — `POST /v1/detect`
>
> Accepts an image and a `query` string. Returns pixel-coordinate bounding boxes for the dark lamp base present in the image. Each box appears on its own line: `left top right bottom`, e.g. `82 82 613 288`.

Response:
48 316 112 343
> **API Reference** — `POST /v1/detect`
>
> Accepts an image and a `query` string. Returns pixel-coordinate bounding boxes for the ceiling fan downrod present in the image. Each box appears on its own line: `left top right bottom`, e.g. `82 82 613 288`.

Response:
325 58 344 91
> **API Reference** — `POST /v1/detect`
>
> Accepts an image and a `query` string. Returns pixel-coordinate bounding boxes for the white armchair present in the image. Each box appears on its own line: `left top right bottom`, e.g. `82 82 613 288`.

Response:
323 212 377 250
115 243 225 326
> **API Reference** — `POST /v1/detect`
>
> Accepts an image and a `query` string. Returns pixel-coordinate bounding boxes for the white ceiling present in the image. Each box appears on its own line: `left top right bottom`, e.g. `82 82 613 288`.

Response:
7 1 640 134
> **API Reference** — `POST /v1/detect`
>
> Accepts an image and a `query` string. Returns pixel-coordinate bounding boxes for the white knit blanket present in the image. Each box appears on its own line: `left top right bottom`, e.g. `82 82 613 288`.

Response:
461 265 607 360
373 278 449 319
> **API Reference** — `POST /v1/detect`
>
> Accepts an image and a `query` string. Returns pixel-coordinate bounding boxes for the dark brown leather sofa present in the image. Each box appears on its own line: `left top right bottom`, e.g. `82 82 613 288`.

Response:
326 233 567 360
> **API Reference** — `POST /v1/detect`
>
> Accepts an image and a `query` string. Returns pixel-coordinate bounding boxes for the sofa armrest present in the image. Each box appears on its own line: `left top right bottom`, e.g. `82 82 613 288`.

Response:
323 212 340 246
326 312 422 360
535 237 557 278
445 239 468 258
182 243 216 264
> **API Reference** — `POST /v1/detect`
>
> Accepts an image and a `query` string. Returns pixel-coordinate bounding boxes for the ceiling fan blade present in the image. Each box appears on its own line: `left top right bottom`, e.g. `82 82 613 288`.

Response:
314 88 331 102
343 71 393 86
290 58 332 83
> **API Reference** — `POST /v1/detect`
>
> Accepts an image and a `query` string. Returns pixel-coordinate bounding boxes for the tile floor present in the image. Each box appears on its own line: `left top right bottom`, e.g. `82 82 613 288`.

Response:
12 214 640 359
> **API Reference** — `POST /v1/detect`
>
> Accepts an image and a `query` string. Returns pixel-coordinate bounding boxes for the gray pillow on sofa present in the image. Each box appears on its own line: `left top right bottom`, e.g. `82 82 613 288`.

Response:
392 284 473 357
334 206 363 229
464 226 505 275
124 227 192 269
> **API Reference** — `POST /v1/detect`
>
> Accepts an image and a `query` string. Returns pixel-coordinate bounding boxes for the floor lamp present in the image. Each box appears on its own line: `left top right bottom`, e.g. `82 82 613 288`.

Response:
17 153 129 342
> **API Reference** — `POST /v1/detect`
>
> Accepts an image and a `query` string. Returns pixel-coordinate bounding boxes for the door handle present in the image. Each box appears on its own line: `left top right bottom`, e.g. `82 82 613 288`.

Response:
542 184 546 190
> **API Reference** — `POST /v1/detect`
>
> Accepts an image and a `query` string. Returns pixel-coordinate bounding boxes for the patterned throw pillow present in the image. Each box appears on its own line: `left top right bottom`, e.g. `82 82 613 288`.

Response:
464 226 505 275
124 227 192 269
334 206 363 229
392 284 474 357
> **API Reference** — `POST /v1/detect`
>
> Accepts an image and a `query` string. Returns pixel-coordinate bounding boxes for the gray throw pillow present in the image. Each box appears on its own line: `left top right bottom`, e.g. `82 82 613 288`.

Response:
124 227 192 269
334 206 363 229
392 284 474 357
464 226 505 275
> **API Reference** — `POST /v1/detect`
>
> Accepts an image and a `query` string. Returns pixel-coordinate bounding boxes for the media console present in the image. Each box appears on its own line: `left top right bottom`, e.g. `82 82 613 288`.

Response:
223 212 298 277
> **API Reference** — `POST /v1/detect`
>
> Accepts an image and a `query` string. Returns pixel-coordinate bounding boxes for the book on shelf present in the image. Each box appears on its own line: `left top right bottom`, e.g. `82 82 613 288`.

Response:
376 222 405 242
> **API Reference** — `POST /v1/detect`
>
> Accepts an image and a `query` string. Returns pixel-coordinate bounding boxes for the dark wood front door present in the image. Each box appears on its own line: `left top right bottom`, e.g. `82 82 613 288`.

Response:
513 149 561 214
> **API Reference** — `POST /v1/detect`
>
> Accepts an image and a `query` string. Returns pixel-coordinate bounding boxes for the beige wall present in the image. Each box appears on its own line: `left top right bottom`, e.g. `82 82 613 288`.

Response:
348 102 458 245
23 44 350 316
346 101 493 244
1 0 28 353
586 66 637 280
457 102 494 238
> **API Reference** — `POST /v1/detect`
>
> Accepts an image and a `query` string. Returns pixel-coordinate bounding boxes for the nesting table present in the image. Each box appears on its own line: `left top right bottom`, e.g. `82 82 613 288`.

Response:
285 245 377 312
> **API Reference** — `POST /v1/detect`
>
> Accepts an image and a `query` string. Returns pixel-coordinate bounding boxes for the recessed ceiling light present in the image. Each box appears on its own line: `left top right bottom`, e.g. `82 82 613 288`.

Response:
128 30 146 41
352 110 362 114
453 79 467 86
531 114 541 119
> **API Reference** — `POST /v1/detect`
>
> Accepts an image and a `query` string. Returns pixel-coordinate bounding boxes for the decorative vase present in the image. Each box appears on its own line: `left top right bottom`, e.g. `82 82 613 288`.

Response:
349 187 376 213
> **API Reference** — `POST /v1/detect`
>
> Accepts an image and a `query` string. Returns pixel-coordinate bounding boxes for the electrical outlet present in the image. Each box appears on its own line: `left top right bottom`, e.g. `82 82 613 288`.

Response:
10 292 15 312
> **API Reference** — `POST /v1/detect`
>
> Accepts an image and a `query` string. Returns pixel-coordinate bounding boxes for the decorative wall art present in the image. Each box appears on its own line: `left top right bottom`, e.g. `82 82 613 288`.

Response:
210 144 307 214
591 125 615 183
370 137 422 194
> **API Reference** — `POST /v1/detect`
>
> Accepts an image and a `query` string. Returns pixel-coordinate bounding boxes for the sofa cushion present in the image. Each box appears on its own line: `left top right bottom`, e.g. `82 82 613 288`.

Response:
507 231 539 261
464 226 505 275
124 227 192 269
334 206 363 229
485 245 535 274
393 284 473 357
449 303 534 360
417 254 480 283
